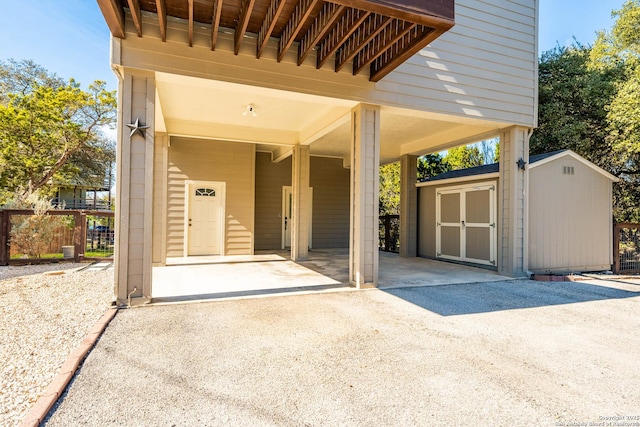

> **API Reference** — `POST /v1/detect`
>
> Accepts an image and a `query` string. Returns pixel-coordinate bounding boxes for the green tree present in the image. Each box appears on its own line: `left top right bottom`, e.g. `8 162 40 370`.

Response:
531 44 618 164
0 60 116 205
590 0 640 221
417 153 449 181
379 162 400 215
443 145 484 170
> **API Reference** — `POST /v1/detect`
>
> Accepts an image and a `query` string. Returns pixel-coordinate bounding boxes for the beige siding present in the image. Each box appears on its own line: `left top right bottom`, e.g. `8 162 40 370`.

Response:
418 186 437 257
254 153 291 250
167 137 255 257
254 153 350 250
529 158 613 273
310 156 350 249
115 0 537 127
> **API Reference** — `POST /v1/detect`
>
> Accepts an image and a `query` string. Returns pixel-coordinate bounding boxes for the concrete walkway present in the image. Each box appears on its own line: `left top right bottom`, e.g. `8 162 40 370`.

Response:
153 250 508 302
44 277 640 426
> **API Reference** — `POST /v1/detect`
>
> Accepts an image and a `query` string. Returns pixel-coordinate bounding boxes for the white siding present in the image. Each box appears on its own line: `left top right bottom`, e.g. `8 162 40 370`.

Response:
114 0 537 127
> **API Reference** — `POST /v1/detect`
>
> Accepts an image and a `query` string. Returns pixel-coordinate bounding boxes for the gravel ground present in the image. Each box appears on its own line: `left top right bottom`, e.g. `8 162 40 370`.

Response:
0 263 113 426
44 278 640 426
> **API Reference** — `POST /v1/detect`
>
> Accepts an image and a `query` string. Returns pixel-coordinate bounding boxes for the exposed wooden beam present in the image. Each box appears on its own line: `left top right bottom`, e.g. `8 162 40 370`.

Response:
211 0 224 50
316 9 370 69
235 0 257 55
369 26 439 82
188 0 194 47
155 0 167 41
329 0 454 30
97 0 126 39
125 0 143 37
335 14 390 72
298 3 345 66
277 0 320 62
353 20 414 75
256 0 287 59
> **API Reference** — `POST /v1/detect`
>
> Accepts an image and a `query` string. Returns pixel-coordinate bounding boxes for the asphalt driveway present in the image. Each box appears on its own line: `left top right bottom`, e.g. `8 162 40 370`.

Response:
44 278 640 426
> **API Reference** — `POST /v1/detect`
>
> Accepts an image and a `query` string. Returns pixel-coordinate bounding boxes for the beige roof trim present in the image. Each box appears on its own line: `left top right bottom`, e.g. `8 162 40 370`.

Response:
530 150 620 182
415 172 500 188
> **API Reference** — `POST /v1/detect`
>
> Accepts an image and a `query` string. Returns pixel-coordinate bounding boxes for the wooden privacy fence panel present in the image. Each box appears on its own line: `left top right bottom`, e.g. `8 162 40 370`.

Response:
0 209 115 266
613 223 640 274
379 214 400 253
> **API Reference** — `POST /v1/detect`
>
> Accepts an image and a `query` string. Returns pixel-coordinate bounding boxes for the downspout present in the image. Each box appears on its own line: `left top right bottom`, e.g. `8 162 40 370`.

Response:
127 287 137 307
525 128 534 278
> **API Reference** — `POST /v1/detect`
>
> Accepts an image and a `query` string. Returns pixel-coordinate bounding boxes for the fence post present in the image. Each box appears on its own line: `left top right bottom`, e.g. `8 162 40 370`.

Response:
73 212 83 262
613 223 620 274
0 211 8 266
384 215 391 252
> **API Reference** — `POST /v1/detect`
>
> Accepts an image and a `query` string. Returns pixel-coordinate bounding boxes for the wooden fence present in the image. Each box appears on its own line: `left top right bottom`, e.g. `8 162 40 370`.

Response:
0 209 115 266
613 223 640 274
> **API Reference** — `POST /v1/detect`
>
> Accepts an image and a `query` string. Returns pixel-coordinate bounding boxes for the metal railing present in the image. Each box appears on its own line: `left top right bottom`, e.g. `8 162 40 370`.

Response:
51 198 112 211
613 223 640 274
379 214 400 253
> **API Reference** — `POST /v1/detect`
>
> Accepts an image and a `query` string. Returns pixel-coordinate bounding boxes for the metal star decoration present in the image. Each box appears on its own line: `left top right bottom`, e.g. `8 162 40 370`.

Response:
126 117 150 138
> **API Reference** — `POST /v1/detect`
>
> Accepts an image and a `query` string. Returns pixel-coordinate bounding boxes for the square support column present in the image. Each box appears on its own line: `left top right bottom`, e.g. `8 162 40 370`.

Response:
114 70 155 305
349 104 380 288
498 126 531 277
400 154 418 257
291 145 311 261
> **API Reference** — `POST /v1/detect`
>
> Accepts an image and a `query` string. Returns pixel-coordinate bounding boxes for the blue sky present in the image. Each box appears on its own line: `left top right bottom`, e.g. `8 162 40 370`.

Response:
0 0 624 92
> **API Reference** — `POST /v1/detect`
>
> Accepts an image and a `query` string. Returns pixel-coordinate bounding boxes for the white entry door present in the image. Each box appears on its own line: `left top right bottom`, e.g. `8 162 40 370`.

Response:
282 186 313 249
436 182 496 266
187 181 225 256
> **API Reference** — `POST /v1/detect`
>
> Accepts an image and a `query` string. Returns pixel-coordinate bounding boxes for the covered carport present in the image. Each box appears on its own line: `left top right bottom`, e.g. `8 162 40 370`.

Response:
151 249 508 303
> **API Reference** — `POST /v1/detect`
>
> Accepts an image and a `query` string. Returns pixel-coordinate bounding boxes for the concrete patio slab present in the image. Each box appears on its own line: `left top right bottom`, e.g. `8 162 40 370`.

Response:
152 250 510 302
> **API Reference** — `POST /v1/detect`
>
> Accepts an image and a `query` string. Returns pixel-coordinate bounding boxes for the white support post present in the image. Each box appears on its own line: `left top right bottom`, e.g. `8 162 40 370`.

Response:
400 154 418 257
498 126 531 277
114 69 155 305
291 145 311 261
349 104 380 288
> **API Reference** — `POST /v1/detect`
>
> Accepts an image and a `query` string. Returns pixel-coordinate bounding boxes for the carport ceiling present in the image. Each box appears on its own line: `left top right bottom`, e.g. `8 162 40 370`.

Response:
155 73 502 164
97 0 454 82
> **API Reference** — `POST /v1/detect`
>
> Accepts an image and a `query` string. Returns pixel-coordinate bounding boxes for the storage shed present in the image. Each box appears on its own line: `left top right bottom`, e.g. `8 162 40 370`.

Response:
417 150 619 274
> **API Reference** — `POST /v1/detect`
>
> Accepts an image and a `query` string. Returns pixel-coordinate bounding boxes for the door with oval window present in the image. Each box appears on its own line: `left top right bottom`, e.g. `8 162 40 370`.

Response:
187 182 225 256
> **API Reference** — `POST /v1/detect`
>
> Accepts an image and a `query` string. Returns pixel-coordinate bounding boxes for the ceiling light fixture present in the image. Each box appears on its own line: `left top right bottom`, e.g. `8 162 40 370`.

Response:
243 104 257 117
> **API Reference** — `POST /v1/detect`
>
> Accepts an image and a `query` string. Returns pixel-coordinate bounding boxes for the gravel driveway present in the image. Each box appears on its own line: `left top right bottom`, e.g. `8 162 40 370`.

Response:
44 277 640 426
0 263 113 426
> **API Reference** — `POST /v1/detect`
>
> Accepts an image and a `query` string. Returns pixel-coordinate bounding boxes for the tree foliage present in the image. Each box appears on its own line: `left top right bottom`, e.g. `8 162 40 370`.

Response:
533 1 640 221
0 60 117 205
443 145 484 170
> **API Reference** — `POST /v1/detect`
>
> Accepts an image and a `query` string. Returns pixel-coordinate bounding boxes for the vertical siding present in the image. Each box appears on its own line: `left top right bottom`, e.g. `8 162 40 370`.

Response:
310 156 350 249
529 158 613 272
254 153 291 250
166 137 254 257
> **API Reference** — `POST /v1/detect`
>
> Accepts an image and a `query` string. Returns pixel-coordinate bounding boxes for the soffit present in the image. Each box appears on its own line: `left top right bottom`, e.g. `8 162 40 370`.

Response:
97 0 454 82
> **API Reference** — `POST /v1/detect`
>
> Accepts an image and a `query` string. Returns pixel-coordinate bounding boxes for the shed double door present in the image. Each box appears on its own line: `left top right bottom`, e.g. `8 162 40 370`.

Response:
436 183 496 266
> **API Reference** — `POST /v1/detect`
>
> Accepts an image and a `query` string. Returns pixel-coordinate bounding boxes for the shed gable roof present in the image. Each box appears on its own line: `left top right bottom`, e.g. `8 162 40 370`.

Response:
417 149 619 186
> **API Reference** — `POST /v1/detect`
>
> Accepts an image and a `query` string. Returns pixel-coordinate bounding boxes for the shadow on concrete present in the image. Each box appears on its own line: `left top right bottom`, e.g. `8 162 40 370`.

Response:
151 283 350 304
384 279 640 316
